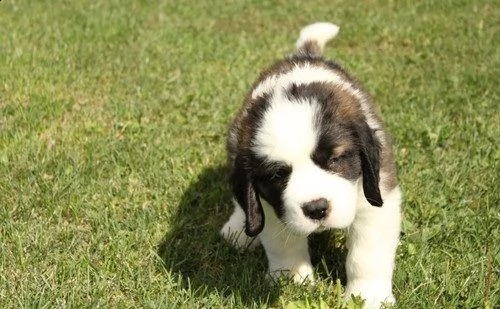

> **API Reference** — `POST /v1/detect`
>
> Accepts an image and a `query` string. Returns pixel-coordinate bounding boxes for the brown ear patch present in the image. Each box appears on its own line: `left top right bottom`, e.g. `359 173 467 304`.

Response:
334 89 363 120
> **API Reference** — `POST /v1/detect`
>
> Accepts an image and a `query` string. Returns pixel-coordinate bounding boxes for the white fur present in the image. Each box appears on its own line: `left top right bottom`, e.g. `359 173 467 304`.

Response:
251 64 380 131
221 22 402 309
295 22 340 53
253 93 319 164
220 199 261 250
221 199 315 282
260 201 314 282
251 64 348 100
221 186 401 308
253 94 359 234
283 164 358 234
344 186 402 308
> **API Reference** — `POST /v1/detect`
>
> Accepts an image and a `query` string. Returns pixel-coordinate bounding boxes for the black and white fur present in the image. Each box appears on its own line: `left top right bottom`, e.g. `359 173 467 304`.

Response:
220 22 401 308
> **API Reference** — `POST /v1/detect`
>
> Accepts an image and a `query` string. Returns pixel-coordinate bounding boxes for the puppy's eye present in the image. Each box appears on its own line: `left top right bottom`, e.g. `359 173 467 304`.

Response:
327 155 341 167
328 153 343 164
270 167 290 180
328 150 354 166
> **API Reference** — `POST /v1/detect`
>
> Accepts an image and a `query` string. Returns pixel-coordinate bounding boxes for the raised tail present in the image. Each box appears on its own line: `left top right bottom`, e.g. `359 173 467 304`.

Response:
295 22 339 57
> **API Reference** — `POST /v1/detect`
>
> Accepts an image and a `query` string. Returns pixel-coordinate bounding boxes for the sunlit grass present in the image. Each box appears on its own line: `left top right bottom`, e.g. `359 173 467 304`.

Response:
0 0 498 307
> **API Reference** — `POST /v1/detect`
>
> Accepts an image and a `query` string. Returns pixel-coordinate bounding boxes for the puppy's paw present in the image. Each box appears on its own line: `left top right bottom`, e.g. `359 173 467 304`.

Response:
220 204 260 251
267 262 315 284
344 280 395 309
220 223 260 251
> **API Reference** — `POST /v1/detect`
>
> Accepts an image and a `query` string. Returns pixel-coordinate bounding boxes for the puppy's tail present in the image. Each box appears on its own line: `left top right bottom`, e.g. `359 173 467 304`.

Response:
295 22 339 57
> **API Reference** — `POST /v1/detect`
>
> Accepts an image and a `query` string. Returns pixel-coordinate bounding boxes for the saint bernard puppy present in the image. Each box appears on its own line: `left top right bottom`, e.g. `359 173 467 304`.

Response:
220 22 402 308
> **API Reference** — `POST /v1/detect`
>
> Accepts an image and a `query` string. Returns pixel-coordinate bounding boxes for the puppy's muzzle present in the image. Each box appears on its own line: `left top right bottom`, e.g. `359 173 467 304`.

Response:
301 198 330 220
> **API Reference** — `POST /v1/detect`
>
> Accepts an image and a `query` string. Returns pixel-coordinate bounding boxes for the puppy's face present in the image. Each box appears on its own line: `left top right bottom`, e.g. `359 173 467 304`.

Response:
231 82 382 236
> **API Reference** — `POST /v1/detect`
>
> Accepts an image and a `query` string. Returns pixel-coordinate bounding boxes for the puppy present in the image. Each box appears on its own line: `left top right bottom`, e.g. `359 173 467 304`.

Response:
220 22 402 308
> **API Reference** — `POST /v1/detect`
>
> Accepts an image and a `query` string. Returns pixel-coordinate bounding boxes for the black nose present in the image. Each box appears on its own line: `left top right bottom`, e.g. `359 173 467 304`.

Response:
301 198 330 220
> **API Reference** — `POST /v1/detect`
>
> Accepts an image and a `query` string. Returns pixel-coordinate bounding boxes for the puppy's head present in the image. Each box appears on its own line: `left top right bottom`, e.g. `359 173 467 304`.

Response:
230 81 382 237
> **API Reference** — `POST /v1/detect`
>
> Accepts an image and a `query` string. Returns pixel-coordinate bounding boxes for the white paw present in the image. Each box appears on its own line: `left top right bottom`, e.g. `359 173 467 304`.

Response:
220 222 260 251
267 262 315 284
220 205 260 250
344 280 395 309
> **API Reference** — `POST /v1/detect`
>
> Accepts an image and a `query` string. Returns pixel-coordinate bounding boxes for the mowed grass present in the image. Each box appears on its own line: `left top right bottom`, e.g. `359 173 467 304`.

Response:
0 0 498 308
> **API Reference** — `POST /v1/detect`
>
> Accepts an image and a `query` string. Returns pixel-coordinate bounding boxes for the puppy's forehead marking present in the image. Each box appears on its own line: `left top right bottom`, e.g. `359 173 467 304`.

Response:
252 64 348 100
251 63 380 131
253 93 320 164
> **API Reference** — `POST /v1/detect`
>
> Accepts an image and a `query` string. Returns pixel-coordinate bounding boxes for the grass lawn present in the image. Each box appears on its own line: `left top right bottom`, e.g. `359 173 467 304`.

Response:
1 0 498 308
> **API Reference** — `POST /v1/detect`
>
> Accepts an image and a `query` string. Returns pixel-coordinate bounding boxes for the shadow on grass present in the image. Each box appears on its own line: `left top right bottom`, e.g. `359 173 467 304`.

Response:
157 165 348 306
157 165 280 305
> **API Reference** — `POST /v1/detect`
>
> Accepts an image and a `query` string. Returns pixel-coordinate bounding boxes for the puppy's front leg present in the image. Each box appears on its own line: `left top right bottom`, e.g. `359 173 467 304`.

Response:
220 199 261 251
259 202 314 283
344 187 402 308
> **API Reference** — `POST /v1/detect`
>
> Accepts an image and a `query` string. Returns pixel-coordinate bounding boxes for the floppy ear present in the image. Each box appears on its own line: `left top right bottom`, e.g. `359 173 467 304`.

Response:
357 123 383 207
231 153 265 236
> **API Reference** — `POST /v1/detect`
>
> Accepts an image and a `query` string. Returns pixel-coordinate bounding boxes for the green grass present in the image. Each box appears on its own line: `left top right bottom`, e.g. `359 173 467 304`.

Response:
1 0 498 308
